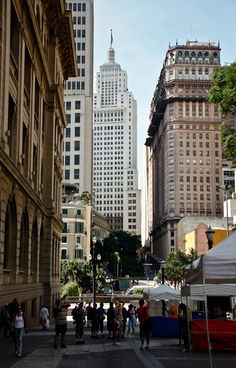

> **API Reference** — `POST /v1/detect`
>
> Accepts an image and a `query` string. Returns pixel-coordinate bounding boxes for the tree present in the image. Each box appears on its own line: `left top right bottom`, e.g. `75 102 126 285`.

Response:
97 231 143 277
162 249 198 288
208 62 236 115
60 260 106 293
208 62 236 160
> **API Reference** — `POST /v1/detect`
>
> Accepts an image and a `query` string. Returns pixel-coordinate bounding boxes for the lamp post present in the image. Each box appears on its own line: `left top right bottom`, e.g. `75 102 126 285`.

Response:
89 237 101 307
160 260 166 315
205 225 215 250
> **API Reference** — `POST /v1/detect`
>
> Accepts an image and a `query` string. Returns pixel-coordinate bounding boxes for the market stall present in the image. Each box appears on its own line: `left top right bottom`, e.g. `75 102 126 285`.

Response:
145 284 181 337
185 231 236 361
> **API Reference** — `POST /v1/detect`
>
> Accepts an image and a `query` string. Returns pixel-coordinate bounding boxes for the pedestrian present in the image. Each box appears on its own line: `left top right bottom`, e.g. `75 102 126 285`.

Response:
53 298 70 349
113 300 123 345
179 303 190 352
90 303 99 338
106 302 115 339
127 304 136 336
73 302 86 344
9 298 18 338
12 303 27 358
97 302 106 338
86 302 93 327
1 304 11 337
121 302 128 338
40 305 49 330
136 299 151 350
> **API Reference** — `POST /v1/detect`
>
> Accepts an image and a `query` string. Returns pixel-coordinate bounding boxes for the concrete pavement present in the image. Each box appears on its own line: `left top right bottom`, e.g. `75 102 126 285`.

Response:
1 319 236 368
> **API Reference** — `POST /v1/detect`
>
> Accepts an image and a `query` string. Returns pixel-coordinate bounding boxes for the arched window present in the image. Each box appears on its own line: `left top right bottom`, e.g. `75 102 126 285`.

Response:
19 210 29 274
4 197 17 271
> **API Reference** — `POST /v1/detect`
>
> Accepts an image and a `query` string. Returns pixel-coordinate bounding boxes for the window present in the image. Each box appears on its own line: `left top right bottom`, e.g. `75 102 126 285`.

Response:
75 113 80 123
75 101 81 109
62 209 68 215
66 114 71 124
65 156 70 165
74 169 79 179
74 141 80 151
66 128 70 138
65 142 70 151
74 155 80 165
75 127 80 137
66 101 71 110
65 170 70 180
61 236 67 243
61 249 67 259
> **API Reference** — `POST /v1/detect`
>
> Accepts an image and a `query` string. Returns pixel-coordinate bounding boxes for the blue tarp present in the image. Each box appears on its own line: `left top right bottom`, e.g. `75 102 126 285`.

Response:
151 316 180 337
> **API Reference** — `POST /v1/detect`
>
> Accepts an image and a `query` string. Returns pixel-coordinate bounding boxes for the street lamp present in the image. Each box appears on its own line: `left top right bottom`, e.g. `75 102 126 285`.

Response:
89 237 101 307
159 260 166 315
205 225 215 250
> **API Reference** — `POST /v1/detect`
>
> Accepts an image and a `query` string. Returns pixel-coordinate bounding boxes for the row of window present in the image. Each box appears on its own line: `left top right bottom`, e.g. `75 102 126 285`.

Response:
65 101 81 110
64 155 80 165
73 29 86 38
66 81 85 90
64 169 79 180
72 16 86 25
64 128 80 143
68 2 86 12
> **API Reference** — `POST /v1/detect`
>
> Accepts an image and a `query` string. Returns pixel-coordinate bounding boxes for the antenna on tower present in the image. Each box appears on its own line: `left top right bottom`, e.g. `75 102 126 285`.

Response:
110 29 113 48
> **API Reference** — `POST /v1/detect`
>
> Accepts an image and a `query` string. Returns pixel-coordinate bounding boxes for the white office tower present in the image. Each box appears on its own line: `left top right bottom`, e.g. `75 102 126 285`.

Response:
93 37 141 235
63 1 94 195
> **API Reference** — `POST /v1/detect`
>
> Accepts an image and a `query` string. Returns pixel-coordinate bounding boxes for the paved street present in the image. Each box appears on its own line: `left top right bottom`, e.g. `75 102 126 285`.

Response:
1 319 236 368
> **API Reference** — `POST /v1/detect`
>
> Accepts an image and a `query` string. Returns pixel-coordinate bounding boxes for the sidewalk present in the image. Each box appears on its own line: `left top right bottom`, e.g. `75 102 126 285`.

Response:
1 320 236 368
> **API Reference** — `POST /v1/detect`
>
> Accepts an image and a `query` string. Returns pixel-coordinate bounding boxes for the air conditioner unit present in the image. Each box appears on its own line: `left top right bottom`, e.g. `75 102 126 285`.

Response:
232 192 236 200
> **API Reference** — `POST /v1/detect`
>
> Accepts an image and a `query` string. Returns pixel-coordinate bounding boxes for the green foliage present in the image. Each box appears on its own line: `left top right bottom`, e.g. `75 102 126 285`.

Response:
208 62 236 161
61 281 81 297
208 62 236 115
220 121 236 160
96 231 143 277
162 249 198 287
60 260 106 293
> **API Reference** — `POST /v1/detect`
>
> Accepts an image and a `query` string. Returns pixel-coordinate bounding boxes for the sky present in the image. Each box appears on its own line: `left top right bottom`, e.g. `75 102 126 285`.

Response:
94 0 236 187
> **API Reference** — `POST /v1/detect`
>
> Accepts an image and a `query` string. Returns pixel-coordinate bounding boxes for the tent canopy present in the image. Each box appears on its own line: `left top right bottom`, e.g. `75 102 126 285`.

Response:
146 284 181 301
185 231 236 284
182 283 236 300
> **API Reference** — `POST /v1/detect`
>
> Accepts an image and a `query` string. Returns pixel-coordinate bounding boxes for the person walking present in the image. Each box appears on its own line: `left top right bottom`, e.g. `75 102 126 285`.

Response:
121 302 128 338
97 302 106 338
12 303 27 358
90 304 99 338
86 302 93 327
136 299 151 350
113 300 123 345
179 303 190 352
127 304 136 337
106 302 115 339
1 304 11 337
73 302 86 344
40 305 49 330
53 298 70 349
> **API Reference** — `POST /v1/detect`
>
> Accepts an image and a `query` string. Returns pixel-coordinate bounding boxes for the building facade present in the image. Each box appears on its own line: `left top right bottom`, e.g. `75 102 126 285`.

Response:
0 0 76 324
63 0 94 195
93 39 141 235
146 41 223 258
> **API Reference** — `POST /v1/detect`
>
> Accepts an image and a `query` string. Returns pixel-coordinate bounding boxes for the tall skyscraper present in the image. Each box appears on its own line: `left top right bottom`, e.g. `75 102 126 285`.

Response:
146 41 223 258
64 0 94 195
93 35 141 235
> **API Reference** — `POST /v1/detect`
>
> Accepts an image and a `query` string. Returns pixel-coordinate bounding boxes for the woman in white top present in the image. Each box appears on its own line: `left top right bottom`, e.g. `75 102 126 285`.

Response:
12 304 27 357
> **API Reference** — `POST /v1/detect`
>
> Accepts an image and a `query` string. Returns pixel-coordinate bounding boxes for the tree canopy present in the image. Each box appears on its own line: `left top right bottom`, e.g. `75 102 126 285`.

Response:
208 62 236 115
96 231 144 277
162 249 198 287
208 62 236 161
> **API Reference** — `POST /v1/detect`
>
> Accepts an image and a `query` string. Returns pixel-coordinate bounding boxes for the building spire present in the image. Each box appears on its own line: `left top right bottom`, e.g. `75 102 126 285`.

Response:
107 29 115 64
110 29 113 48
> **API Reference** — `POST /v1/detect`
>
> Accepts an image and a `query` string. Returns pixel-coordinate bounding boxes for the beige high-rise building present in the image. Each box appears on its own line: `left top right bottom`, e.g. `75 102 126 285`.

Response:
146 41 223 259
0 1 76 324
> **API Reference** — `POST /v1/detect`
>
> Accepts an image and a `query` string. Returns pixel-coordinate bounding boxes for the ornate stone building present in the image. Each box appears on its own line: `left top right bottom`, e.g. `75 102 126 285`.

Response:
0 0 76 326
146 41 223 259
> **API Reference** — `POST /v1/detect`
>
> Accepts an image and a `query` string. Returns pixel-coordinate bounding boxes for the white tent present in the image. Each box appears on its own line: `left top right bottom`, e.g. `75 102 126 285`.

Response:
182 283 236 300
185 231 236 284
146 284 181 301
184 231 236 367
